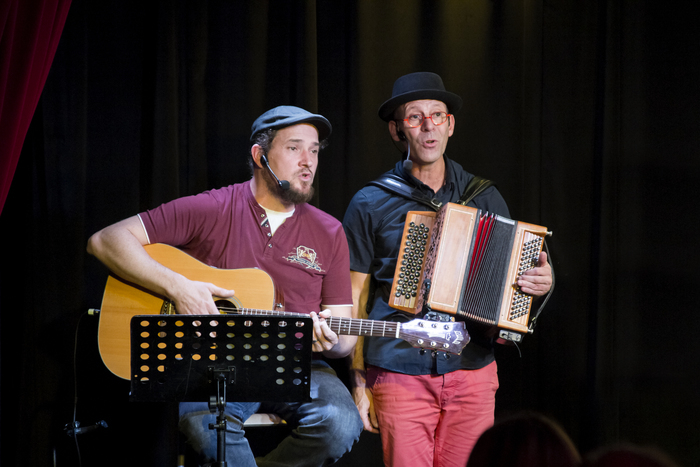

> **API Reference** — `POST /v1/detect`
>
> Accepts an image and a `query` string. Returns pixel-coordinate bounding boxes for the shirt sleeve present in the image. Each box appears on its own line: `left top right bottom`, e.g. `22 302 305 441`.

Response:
139 191 222 248
342 190 376 274
320 225 353 306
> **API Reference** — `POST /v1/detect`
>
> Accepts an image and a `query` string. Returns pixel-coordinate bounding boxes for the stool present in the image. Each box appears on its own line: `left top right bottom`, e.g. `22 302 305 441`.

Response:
242 412 285 427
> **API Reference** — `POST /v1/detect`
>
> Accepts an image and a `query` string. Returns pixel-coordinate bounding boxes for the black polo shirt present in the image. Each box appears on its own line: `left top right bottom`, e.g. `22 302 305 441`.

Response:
343 156 510 375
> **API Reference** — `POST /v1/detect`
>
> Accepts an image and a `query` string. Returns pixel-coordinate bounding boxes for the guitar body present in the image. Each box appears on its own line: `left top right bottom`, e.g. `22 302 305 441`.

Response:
97 243 276 380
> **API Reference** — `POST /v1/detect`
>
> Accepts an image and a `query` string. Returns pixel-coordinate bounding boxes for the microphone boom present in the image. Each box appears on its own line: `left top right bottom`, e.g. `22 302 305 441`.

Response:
261 155 290 190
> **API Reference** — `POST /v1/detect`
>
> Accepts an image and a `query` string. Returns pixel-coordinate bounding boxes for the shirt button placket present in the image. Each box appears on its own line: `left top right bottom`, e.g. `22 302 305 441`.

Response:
259 212 275 254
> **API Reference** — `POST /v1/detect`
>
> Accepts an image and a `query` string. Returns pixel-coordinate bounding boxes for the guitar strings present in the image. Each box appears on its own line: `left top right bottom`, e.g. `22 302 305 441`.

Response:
211 305 402 337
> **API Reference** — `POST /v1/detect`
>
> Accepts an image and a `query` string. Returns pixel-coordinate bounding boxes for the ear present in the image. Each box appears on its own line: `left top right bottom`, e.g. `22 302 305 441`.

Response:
447 114 456 137
388 120 403 143
251 144 265 169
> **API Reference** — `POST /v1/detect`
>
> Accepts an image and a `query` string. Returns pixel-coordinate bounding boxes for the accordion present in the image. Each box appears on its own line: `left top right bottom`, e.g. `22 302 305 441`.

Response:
389 203 551 343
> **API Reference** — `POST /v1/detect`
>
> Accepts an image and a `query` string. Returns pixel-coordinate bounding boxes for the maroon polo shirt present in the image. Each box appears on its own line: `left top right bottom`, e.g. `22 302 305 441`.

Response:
139 180 352 313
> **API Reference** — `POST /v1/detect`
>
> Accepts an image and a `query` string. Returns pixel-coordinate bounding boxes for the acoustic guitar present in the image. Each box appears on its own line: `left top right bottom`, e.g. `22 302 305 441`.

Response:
97 243 470 380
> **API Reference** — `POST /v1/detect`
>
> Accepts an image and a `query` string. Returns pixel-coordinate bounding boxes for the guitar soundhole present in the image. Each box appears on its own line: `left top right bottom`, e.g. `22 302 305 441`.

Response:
215 299 237 314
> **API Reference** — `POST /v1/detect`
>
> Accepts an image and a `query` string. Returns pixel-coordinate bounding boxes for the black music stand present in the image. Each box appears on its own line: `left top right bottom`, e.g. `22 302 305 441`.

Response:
129 314 312 467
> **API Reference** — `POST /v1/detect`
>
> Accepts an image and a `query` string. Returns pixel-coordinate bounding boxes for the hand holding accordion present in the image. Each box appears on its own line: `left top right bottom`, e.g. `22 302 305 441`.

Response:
390 203 552 343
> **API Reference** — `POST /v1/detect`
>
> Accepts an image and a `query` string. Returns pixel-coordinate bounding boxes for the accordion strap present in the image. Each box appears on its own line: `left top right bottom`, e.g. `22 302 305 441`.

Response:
458 175 495 206
367 174 443 211
368 173 495 211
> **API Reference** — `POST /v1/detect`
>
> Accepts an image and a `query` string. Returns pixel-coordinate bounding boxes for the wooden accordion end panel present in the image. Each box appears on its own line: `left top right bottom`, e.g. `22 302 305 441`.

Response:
390 203 551 342
389 211 437 314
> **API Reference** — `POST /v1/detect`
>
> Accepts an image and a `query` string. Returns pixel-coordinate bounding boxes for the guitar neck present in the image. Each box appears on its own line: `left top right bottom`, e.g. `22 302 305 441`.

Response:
232 308 402 339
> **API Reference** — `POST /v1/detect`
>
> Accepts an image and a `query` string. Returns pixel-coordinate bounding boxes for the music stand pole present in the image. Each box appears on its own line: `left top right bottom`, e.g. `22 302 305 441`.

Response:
209 368 233 466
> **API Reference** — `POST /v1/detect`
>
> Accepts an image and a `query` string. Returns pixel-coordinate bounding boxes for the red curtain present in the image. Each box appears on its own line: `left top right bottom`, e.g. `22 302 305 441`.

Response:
0 0 71 215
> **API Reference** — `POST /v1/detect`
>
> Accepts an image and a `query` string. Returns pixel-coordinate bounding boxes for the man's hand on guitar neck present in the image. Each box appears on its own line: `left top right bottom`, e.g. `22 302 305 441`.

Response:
310 310 340 352
310 308 356 358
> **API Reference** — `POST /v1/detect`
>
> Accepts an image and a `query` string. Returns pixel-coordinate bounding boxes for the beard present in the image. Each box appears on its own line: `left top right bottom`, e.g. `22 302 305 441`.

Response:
262 169 315 205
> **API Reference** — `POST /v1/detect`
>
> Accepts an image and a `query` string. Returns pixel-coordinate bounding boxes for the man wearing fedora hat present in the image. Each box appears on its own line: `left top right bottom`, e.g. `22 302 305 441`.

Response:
87 105 362 466
343 73 552 466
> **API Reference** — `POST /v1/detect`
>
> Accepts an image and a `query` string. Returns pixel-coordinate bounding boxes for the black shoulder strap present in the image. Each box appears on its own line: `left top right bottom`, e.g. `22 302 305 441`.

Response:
368 174 495 210
367 174 443 211
458 175 495 206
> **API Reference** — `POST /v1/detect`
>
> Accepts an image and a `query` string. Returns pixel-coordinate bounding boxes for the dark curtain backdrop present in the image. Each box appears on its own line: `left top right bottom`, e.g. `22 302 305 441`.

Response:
2 1 700 466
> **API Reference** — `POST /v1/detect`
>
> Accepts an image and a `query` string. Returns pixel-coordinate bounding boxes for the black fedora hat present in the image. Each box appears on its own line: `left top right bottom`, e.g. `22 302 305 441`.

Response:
378 72 463 122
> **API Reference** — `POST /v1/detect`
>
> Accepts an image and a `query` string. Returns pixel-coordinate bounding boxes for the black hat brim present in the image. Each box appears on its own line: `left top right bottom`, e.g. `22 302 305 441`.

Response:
378 90 463 122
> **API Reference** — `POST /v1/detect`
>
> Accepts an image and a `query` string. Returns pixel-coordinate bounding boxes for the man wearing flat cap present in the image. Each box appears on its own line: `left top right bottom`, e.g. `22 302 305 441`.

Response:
343 73 552 466
88 106 362 466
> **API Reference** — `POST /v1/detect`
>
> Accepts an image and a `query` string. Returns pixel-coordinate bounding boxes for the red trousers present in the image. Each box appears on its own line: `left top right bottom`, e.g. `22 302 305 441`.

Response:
367 361 499 467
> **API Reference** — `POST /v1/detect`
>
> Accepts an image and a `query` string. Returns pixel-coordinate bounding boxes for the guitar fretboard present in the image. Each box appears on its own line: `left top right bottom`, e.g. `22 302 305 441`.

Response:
221 307 402 339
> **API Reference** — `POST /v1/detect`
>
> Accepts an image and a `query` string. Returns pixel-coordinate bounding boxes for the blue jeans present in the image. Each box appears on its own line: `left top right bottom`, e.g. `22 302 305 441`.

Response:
179 361 362 467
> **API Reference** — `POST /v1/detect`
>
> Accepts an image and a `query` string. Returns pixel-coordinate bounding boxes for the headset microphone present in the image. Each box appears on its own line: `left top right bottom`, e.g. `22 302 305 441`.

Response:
398 132 413 171
260 154 290 190
394 123 413 171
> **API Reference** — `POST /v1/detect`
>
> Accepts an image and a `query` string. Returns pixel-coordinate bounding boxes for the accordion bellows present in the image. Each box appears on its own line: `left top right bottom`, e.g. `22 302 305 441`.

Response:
389 203 550 343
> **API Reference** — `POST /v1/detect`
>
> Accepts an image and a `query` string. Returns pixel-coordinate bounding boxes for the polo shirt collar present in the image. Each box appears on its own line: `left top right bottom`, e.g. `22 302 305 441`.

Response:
242 179 304 220
393 154 458 195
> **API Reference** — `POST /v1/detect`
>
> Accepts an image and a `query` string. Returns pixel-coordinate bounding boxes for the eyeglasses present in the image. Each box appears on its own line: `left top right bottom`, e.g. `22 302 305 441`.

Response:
399 112 451 128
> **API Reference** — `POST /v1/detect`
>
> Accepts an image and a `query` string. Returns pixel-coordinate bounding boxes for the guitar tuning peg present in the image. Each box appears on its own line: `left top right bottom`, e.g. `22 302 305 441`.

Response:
419 349 426 355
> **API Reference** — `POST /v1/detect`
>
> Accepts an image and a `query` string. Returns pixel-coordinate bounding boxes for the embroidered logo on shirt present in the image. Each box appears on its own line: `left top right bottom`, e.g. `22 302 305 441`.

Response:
284 245 324 272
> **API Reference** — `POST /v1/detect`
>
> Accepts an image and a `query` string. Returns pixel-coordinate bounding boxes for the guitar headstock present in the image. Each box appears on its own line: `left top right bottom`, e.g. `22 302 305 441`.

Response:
400 319 470 355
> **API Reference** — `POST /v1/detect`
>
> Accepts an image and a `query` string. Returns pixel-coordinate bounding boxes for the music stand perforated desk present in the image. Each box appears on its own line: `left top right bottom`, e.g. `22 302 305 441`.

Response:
129 315 312 466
